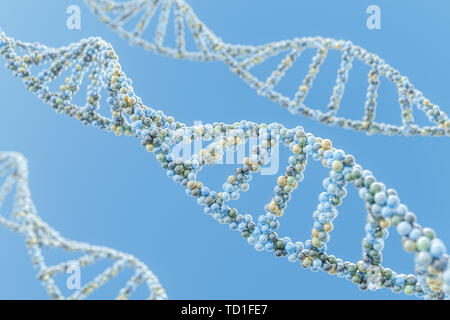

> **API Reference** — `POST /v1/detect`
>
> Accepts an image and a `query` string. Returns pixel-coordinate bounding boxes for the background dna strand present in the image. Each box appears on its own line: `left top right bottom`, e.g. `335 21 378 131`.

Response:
0 29 449 300
84 0 450 137
0 152 167 300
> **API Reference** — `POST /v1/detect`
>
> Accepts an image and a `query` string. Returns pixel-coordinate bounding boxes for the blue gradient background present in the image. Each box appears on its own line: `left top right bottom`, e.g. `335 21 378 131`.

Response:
0 0 449 299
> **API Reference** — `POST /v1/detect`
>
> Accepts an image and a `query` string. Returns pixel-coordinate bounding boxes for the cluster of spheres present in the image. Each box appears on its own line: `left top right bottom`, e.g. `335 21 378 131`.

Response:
1 20 449 299
85 0 450 137
0 152 167 299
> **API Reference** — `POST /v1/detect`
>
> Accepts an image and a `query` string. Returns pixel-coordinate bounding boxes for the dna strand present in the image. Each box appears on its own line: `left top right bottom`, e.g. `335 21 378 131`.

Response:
0 29 449 300
0 151 167 300
84 0 450 137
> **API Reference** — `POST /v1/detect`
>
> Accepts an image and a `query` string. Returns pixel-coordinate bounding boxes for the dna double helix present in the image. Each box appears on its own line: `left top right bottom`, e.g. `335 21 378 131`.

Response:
0 152 167 300
84 0 450 137
1 27 449 300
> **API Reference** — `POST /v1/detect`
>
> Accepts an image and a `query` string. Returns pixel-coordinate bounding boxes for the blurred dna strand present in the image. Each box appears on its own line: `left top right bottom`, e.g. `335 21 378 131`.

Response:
0 151 167 300
85 0 450 137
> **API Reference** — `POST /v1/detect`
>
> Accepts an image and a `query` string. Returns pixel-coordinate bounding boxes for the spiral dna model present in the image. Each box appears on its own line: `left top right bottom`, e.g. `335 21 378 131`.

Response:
1 23 449 300
0 152 167 300
84 0 450 137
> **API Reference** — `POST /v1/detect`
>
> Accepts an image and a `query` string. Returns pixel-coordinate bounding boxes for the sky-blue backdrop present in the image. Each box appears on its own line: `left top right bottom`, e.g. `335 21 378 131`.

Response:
0 0 449 300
